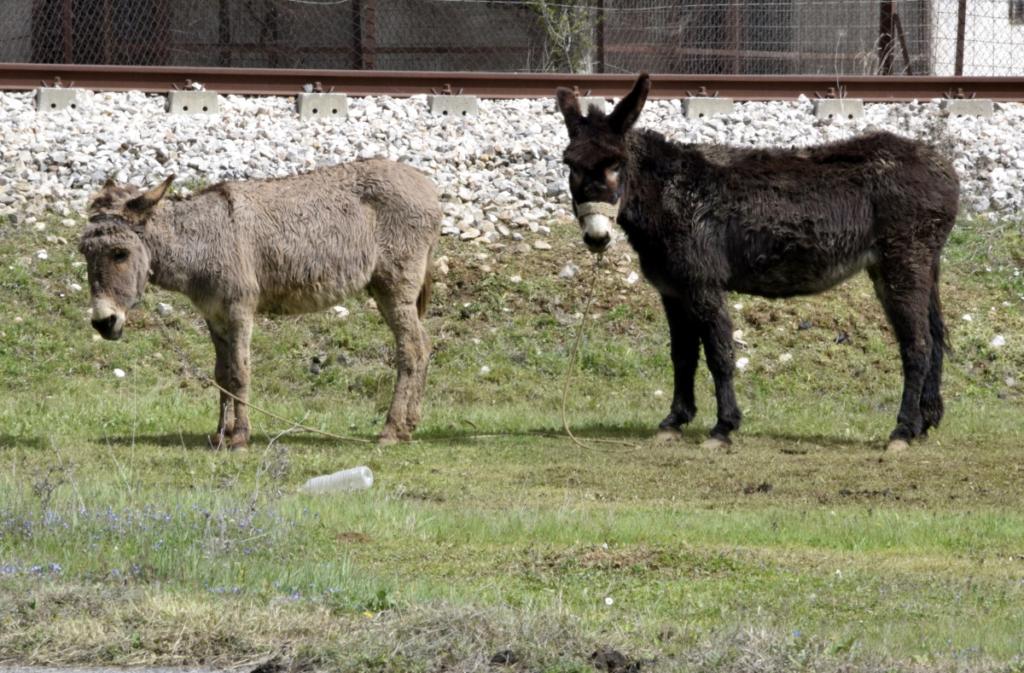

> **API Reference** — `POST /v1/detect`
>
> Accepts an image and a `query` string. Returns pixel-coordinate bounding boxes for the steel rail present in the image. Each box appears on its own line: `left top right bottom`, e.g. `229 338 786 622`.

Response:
2 62 1024 101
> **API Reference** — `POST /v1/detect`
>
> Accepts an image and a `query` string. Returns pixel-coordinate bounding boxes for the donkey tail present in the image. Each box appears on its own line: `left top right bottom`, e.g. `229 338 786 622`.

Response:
417 255 433 319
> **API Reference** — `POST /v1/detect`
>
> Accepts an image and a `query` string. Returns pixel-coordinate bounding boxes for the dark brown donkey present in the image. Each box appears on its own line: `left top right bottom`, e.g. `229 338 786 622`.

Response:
556 74 959 451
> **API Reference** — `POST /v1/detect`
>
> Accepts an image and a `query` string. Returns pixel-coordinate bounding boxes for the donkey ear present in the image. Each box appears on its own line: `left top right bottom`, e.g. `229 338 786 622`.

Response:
555 87 584 137
126 175 175 212
608 72 650 135
102 176 117 189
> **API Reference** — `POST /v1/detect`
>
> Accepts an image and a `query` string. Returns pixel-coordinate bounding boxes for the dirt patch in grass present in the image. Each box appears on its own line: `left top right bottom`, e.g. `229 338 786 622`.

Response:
2 581 1015 673
336 532 372 544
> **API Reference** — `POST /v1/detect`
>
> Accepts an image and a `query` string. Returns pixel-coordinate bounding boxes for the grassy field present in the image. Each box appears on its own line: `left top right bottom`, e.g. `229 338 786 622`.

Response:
1 209 1023 672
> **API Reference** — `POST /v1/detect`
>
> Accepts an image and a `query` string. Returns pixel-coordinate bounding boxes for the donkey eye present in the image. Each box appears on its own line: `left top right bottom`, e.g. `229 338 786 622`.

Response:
111 250 129 263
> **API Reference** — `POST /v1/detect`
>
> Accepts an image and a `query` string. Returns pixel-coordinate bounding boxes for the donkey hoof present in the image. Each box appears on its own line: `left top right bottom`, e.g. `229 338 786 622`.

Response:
886 438 910 453
378 430 409 446
701 437 730 450
655 427 683 442
208 432 230 450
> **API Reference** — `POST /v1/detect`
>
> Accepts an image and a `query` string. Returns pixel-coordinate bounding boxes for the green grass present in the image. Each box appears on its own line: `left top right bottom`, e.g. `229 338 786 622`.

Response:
1 211 1023 672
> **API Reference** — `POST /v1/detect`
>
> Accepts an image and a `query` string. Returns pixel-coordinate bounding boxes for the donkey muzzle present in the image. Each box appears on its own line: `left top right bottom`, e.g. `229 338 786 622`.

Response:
91 297 125 340
91 314 124 340
583 228 611 252
576 201 618 253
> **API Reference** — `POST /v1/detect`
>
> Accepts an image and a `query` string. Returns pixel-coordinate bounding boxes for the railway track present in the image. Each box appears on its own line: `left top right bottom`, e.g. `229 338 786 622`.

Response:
2 62 1024 101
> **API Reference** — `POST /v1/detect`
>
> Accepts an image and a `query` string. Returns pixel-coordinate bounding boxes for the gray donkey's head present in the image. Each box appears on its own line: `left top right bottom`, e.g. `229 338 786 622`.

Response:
78 175 174 340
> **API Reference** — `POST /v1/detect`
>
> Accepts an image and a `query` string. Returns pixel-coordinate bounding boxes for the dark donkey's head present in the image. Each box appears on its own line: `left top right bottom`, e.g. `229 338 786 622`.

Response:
77 175 174 340
555 73 651 253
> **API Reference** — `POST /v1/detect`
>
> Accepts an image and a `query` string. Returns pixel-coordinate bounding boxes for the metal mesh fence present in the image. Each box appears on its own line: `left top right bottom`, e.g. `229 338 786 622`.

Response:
2 0 1022 76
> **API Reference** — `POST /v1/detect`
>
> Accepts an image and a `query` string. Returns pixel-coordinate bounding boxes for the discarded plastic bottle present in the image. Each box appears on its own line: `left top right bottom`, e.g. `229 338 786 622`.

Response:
300 466 374 494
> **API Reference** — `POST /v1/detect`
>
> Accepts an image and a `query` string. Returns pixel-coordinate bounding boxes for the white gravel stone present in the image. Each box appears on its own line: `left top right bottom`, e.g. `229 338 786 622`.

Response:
113 368 126 378
434 256 450 276
331 305 350 319
2 91 1023 241
533 240 552 250
156 302 173 316
736 357 750 371
558 263 579 279
991 335 1006 348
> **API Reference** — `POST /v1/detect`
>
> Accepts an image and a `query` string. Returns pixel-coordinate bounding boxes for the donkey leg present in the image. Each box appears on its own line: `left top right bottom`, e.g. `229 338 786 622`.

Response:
868 265 933 449
209 313 254 450
405 324 431 433
405 257 433 433
229 317 254 450
206 320 235 449
372 291 427 445
920 267 947 434
696 294 742 448
657 295 700 441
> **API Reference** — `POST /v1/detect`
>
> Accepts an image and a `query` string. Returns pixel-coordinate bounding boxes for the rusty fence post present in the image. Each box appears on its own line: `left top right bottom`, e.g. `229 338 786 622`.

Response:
354 0 377 70
218 0 231 67
954 0 967 76
61 0 73 63
878 0 894 75
101 0 111 63
728 0 741 74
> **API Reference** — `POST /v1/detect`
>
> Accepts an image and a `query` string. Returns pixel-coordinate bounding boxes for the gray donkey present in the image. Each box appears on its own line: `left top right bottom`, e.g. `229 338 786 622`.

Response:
79 159 441 448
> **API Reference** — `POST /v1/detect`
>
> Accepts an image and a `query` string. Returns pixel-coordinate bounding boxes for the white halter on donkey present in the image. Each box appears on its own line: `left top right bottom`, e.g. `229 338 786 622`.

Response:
575 199 620 245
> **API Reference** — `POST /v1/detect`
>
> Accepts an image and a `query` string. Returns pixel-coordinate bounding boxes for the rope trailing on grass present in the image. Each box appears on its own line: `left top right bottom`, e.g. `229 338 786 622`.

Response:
560 253 639 450
155 318 373 445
